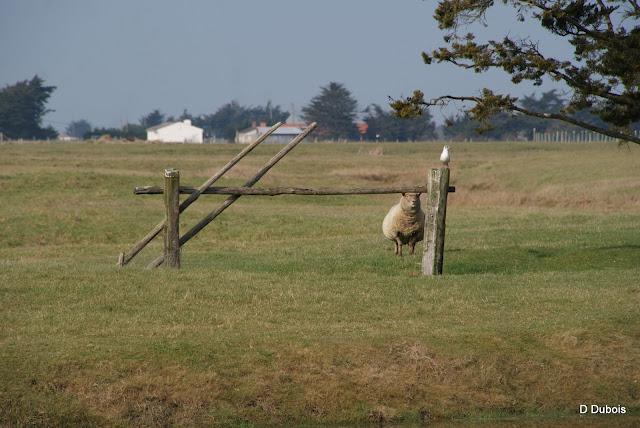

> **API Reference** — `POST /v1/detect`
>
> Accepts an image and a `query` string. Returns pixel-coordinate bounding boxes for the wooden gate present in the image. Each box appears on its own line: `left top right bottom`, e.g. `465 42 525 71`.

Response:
117 122 455 275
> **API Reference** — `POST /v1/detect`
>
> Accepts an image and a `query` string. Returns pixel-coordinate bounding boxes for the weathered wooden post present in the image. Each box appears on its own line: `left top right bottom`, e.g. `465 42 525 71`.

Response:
164 168 180 268
422 167 451 276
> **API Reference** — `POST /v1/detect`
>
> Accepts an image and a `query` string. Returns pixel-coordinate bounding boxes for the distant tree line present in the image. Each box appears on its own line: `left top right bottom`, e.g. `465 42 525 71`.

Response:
0 76 438 142
71 103 292 141
4 76 633 143
440 90 640 141
300 82 437 141
192 101 291 140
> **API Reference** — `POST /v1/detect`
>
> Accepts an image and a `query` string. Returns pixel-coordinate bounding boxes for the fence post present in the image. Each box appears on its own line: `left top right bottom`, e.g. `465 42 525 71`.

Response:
164 168 180 268
422 167 450 276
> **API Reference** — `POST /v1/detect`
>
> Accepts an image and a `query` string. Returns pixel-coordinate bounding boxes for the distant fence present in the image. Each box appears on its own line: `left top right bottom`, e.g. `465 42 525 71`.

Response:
532 129 640 143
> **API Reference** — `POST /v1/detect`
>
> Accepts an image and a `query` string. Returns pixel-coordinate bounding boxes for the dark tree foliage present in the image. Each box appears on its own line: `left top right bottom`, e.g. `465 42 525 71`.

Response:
197 101 245 140
0 76 58 139
65 119 92 139
121 124 146 140
363 104 437 141
197 101 290 140
178 109 193 121
442 90 607 139
443 112 484 140
85 123 146 140
248 101 290 126
391 0 640 144
139 109 166 128
516 89 600 135
302 82 358 139
444 110 531 140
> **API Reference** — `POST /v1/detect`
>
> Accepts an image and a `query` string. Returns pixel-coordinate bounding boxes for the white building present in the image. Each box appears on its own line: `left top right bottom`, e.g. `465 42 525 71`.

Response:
235 123 305 144
147 119 204 143
57 132 77 141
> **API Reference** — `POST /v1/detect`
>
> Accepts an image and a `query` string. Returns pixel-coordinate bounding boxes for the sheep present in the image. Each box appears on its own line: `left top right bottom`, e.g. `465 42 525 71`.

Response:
382 193 425 256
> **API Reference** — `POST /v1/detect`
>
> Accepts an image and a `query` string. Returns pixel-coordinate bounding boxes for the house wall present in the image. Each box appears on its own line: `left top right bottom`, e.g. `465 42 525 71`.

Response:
236 129 259 144
235 130 300 144
147 121 203 143
264 135 297 144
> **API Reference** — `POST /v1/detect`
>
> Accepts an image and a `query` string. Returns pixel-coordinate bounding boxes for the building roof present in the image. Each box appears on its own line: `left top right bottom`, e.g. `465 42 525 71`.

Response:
238 124 305 135
147 120 202 132
258 125 304 135
146 121 179 132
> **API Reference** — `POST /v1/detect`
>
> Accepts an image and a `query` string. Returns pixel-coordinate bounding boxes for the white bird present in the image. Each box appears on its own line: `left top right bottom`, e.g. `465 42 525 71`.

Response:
440 145 450 166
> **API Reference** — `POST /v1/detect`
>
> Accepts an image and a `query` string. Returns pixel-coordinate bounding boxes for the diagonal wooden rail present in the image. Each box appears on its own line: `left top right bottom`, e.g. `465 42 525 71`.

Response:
116 122 283 267
145 122 318 269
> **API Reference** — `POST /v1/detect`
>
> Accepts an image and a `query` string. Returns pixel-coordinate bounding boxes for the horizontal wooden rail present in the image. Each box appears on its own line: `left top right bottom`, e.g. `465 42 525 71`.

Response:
133 185 455 196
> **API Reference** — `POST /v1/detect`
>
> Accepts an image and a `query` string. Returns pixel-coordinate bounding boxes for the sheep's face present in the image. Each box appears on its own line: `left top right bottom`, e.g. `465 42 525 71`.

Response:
401 193 421 212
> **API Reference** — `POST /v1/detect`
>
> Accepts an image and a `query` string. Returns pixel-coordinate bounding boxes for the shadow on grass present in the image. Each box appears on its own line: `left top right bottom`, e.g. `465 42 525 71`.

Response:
446 244 640 275
182 242 640 278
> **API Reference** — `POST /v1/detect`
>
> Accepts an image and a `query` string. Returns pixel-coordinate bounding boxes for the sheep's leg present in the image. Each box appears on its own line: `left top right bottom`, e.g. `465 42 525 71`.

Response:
409 241 416 255
394 240 399 256
396 238 403 257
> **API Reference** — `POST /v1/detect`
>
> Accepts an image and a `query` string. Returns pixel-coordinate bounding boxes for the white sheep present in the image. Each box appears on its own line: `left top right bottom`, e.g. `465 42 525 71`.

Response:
382 193 425 256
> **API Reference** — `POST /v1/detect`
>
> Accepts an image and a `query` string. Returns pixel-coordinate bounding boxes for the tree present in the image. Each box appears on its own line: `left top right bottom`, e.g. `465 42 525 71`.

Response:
85 123 146 140
139 109 165 128
0 75 57 139
302 82 358 139
198 101 248 140
391 1 640 144
443 90 572 140
178 109 193 121
197 101 290 140
443 112 488 140
65 119 92 139
121 123 146 140
363 104 436 141
84 127 123 139
247 101 290 126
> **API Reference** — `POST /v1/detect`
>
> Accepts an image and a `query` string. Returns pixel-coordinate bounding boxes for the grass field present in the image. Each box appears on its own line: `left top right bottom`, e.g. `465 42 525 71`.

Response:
1 140 639 426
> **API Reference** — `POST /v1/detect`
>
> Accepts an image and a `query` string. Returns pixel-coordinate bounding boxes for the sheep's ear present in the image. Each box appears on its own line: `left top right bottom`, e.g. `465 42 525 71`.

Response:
417 193 422 196
401 192 406 196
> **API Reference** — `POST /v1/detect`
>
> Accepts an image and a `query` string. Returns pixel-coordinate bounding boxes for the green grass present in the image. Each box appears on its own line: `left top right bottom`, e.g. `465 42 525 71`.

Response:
1 140 639 426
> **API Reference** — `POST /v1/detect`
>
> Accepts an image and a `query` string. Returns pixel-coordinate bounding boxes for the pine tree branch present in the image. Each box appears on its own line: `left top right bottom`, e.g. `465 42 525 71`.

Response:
433 38 633 107
596 0 615 32
523 43 632 106
520 0 613 39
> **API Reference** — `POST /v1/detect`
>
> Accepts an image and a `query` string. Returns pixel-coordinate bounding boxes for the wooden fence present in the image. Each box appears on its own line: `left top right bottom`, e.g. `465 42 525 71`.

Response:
118 122 455 275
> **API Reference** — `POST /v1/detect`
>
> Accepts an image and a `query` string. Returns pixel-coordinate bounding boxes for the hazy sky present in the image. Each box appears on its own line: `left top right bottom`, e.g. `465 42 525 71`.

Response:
1 0 572 130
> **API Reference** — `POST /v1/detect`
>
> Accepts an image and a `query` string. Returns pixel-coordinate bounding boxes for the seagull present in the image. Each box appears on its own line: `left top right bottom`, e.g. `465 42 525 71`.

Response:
440 145 450 166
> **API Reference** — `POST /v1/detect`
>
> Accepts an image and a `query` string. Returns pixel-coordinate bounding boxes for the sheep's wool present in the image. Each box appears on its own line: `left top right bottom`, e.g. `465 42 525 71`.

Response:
382 195 425 244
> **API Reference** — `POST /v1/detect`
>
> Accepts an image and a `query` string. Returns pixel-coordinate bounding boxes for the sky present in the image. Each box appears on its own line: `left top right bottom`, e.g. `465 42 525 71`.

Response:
0 0 573 130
